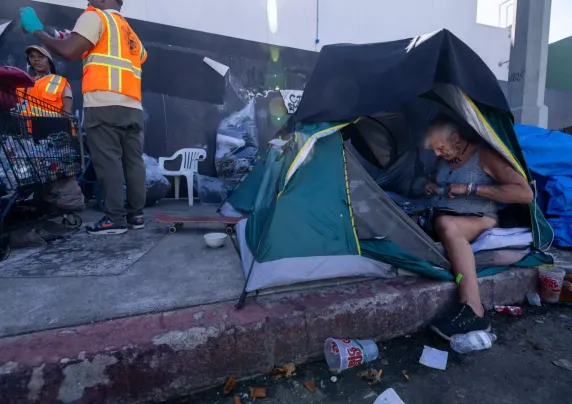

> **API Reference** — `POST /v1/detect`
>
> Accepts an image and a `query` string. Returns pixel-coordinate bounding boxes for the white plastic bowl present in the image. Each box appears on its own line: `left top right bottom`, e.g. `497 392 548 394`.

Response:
204 233 227 248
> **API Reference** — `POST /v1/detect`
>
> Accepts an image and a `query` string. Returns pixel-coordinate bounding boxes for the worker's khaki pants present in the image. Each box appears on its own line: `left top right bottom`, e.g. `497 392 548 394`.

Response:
85 106 146 225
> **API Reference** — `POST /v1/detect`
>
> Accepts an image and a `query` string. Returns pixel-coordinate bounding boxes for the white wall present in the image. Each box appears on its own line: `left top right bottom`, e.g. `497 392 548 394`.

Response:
477 0 515 28
33 0 318 50
34 0 511 79
477 0 572 44
316 0 510 80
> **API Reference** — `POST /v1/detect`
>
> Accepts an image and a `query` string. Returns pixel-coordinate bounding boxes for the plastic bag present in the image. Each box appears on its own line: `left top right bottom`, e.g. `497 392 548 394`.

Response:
143 154 169 189
194 174 228 205
215 99 259 186
45 177 85 211
96 154 171 209
142 154 171 206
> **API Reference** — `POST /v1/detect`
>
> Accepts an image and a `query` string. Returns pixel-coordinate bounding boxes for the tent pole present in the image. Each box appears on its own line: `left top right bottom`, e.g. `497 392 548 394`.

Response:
235 144 291 309
215 157 258 214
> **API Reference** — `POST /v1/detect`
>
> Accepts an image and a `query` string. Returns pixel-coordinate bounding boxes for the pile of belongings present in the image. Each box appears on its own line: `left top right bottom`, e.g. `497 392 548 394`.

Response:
95 154 171 209
0 132 80 191
515 124 572 247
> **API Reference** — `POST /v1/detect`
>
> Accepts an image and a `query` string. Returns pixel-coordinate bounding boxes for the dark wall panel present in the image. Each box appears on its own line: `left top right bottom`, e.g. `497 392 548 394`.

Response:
141 92 168 158
142 45 225 102
0 0 318 177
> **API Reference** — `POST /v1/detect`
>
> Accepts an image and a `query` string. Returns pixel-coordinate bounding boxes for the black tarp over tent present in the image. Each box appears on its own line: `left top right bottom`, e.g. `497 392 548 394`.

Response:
294 30 509 123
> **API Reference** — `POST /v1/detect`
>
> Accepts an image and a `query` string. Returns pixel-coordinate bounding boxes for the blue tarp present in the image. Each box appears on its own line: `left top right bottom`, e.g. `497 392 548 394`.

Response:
545 177 572 217
515 124 572 247
516 125 572 177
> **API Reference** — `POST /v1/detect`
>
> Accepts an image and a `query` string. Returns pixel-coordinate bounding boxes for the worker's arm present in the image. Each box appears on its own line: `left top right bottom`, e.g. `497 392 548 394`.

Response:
20 6 94 61
61 83 73 114
34 31 93 61
62 97 73 115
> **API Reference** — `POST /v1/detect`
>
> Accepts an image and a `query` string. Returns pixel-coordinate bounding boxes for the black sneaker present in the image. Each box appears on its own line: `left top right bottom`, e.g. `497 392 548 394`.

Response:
127 214 145 230
430 303 491 341
86 216 127 235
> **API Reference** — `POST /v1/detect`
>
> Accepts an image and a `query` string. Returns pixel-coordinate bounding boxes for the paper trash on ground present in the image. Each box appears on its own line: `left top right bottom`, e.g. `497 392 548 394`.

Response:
527 292 542 307
374 388 406 404
0 21 11 38
419 345 448 370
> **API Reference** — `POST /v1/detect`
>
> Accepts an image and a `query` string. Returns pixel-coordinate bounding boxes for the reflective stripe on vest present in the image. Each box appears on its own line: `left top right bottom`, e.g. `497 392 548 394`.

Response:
81 6 145 101
16 74 67 117
82 10 142 93
45 75 63 94
83 55 142 78
103 10 121 92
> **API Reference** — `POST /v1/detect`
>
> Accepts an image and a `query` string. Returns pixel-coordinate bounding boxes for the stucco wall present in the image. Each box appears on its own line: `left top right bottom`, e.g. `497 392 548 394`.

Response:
34 0 511 80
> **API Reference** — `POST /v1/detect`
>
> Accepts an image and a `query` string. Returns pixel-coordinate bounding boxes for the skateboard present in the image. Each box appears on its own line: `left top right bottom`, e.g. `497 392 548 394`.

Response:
154 213 244 234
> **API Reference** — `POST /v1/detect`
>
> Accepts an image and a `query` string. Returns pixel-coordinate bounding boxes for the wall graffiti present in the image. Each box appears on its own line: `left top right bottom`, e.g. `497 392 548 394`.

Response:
509 69 525 83
280 90 303 114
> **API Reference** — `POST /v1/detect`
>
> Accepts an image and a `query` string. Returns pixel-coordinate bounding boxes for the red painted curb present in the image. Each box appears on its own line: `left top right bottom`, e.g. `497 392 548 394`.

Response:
0 269 536 403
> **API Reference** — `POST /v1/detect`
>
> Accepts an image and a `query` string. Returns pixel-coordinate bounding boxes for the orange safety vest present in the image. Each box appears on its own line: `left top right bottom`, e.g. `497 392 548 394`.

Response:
16 74 69 117
16 74 75 136
81 6 147 102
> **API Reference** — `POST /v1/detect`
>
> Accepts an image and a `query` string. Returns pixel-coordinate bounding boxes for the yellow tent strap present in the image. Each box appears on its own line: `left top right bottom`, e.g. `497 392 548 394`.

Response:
284 123 350 181
279 117 363 198
461 92 527 179
340 133 361 255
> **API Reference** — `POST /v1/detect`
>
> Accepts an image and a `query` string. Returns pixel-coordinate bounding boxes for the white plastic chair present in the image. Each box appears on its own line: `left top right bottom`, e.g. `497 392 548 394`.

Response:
158 148 206 206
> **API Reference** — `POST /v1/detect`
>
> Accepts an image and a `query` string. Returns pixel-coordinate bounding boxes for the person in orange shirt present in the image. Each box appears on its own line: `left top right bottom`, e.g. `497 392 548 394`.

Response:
17 45 73 116
20 0 148 235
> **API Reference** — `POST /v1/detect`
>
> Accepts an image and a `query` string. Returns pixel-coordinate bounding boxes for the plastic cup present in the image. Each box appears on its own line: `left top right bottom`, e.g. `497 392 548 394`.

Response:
539 267 566 303
324 337 379 371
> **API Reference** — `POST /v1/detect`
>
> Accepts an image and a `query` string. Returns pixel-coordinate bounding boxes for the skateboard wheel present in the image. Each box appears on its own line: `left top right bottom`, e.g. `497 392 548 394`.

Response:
225 226 233 234
169 226 177 233
62 214 82 229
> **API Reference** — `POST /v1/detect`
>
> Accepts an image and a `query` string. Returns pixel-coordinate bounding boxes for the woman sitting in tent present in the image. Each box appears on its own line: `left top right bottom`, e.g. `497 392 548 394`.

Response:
422 115 533 339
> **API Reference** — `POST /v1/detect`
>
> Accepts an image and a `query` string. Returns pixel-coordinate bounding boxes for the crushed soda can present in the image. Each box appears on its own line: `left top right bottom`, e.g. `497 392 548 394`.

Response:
494 305 522 316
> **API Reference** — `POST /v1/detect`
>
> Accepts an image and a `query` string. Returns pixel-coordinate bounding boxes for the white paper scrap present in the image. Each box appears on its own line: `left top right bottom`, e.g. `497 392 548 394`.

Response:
374 388 406 404
0 21 12 38
203 57 229 77
280 90 303 114
419 345 448 371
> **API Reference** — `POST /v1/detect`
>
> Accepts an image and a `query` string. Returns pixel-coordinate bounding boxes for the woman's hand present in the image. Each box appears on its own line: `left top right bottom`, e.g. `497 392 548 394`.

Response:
447 183 469 199
424 182 439 196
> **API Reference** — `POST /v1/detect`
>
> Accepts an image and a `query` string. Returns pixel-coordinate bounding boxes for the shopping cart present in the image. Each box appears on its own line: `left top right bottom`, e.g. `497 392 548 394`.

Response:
0 86 85 255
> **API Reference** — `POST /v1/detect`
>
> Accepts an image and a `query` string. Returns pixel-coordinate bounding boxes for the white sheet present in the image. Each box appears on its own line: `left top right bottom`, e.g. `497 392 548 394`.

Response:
471 228 532 253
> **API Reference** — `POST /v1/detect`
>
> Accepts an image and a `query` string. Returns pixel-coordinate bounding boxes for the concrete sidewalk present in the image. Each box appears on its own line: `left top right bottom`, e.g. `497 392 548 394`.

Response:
0 202 245 338
0 267 538 403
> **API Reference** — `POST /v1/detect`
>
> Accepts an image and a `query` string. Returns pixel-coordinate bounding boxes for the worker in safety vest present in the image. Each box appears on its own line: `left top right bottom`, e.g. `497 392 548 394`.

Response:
17 45 73 118
20 0 148 235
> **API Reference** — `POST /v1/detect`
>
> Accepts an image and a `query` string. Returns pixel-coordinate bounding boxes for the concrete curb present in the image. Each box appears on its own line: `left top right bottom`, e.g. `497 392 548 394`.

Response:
0 269 537 403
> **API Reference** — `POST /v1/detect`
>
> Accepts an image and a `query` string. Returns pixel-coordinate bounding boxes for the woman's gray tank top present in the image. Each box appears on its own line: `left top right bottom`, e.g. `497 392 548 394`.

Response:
433 147 498 220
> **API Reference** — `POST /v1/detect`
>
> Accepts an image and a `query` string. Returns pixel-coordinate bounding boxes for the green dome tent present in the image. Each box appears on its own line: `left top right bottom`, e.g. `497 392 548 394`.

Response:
226 30 553 306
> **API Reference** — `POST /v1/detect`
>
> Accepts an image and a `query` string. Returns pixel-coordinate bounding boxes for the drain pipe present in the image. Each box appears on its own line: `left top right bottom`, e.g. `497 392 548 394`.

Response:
315 0 320 51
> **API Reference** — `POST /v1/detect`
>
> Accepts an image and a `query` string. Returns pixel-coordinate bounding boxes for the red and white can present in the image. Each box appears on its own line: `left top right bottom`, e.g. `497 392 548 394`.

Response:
494 305 522 316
